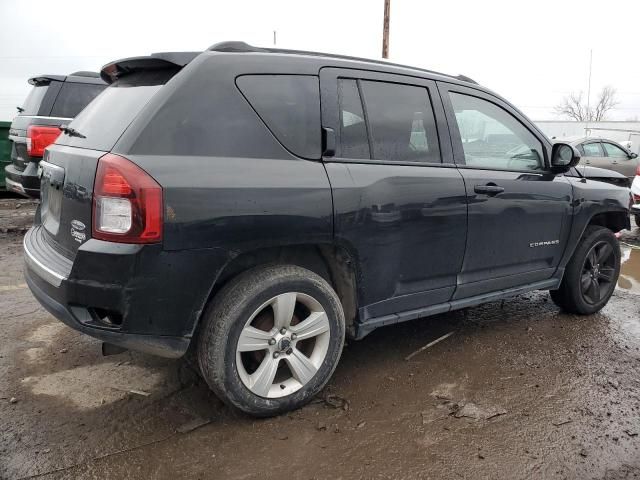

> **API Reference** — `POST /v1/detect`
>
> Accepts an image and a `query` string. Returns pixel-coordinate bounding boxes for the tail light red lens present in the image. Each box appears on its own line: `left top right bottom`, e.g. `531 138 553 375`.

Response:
27 125 60 157
92 153 163 243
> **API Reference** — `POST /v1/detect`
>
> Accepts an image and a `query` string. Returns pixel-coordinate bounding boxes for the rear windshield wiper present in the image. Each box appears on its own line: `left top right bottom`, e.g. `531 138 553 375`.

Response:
59 125 86 139
16 106 24 113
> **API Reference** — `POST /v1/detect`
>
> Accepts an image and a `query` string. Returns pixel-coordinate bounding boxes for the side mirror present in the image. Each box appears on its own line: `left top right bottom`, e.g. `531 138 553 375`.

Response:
550 142 580 173
630 152 638 159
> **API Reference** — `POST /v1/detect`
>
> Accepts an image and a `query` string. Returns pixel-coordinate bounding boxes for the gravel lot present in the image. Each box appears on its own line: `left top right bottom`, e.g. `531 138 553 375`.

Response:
1 201 639 480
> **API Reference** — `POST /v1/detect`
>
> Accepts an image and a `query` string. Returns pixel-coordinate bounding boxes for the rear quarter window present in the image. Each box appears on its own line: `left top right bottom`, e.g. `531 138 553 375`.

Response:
236 75 321 159
127 66 312 159
50 82 106 118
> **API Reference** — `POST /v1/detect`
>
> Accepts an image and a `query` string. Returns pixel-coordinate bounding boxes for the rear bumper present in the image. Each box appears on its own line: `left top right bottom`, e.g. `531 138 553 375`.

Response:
4 162 40 198
25 269 190 358
23 225 230 358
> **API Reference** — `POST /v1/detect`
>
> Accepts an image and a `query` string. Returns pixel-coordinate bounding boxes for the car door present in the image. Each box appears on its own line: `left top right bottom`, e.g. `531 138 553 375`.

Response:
439 82 574 299
320 68 467 324
580 141 607 168
602 141 637 179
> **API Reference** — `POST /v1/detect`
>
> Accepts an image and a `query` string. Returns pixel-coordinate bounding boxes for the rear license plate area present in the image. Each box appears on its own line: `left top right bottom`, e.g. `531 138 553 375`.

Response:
40 161 65 236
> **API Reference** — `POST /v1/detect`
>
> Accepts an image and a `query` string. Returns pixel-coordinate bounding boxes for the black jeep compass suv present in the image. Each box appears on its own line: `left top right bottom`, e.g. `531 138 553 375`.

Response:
24 42 630 416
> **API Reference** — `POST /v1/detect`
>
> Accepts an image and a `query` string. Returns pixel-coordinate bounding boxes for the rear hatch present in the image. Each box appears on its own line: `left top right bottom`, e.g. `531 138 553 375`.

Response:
40 54 197 258
9 78 61 172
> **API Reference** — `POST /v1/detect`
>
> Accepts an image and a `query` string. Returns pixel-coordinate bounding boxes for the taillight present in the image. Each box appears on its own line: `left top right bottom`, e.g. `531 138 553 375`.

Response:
92 153 163 243
636 163 640 177
27 125 60 157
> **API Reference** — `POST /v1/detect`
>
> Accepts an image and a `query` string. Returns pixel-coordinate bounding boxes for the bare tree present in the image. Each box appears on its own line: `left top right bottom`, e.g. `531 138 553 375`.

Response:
591 86 618 121
554 86 618 122
554 91 589 121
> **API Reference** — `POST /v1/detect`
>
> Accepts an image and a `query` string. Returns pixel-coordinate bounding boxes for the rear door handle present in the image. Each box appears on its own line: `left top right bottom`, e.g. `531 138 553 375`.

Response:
474 184 504 196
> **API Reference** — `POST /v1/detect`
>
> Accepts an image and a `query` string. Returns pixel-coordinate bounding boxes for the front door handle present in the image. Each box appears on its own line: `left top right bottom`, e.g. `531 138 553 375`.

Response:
474 184 505 196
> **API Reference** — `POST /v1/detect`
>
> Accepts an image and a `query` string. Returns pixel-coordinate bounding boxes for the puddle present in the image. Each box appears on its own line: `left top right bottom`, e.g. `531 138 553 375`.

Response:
617 245 640 295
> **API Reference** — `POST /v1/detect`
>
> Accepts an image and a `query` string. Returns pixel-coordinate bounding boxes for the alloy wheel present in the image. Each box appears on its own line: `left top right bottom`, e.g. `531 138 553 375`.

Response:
580 240 616 304
235 292 331 398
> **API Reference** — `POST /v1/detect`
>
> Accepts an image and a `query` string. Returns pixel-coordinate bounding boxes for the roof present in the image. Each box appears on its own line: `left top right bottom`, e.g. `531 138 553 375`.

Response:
99 41 481 88
208 41 479 85
560 137 620 145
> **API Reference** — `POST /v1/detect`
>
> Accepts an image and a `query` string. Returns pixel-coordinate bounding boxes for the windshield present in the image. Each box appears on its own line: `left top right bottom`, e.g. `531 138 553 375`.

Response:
55 70 175 152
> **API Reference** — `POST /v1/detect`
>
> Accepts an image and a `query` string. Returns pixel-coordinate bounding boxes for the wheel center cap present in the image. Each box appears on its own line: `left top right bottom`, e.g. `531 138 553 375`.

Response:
278 337 292 351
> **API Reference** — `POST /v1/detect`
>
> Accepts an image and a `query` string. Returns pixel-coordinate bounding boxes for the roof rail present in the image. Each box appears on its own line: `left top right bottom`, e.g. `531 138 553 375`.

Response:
69 71 100 78
209 41 267 53
208 41 478 85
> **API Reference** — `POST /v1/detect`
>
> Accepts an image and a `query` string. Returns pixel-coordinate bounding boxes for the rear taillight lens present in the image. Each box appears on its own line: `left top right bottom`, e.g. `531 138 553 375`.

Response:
27 125 60 157
92 153 163 243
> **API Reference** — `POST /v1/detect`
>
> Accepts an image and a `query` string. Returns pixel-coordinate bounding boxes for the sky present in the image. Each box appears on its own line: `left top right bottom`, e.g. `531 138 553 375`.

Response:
1 0 639 122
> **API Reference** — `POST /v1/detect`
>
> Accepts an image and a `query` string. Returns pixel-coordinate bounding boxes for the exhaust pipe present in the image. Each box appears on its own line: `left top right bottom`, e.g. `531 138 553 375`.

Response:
102 342 128 356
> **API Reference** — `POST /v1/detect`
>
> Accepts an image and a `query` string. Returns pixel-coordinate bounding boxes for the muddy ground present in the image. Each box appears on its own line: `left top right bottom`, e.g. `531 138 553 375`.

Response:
1 209 640 479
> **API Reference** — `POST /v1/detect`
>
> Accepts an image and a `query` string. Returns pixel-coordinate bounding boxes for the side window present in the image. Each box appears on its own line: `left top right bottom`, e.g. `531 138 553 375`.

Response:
582 142 604 156
449 92 544 171
50 83 106 118
236 75 321 159
359 81 441 163
338 79 370 159
602 142 628 158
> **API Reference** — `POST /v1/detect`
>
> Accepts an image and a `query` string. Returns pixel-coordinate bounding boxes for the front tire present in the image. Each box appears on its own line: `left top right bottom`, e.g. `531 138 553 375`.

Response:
197 265 345 417
550 225 621 314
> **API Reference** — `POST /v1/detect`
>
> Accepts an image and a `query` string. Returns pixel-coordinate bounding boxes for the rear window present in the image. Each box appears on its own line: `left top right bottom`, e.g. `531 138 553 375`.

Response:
50 82 105 118
55 70 174 152
236 75 321 159
20 85 50 116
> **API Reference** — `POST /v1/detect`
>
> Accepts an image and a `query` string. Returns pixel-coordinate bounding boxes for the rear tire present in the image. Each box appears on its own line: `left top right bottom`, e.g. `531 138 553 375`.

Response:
550 226 621 314
197 264 345 417
634 214 640 228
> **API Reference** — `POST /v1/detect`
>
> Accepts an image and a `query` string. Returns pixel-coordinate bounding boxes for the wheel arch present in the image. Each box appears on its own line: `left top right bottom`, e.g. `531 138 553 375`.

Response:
587 210 630 233
192 243 360 340
556 208 629 276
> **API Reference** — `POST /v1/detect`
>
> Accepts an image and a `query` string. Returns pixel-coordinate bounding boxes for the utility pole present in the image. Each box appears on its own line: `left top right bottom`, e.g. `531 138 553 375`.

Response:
382 0 390 58
585 49 593 133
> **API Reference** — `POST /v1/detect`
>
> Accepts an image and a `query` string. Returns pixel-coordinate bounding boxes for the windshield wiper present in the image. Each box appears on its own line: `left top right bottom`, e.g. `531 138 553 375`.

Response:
16 106 24 113
59 125 86 139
